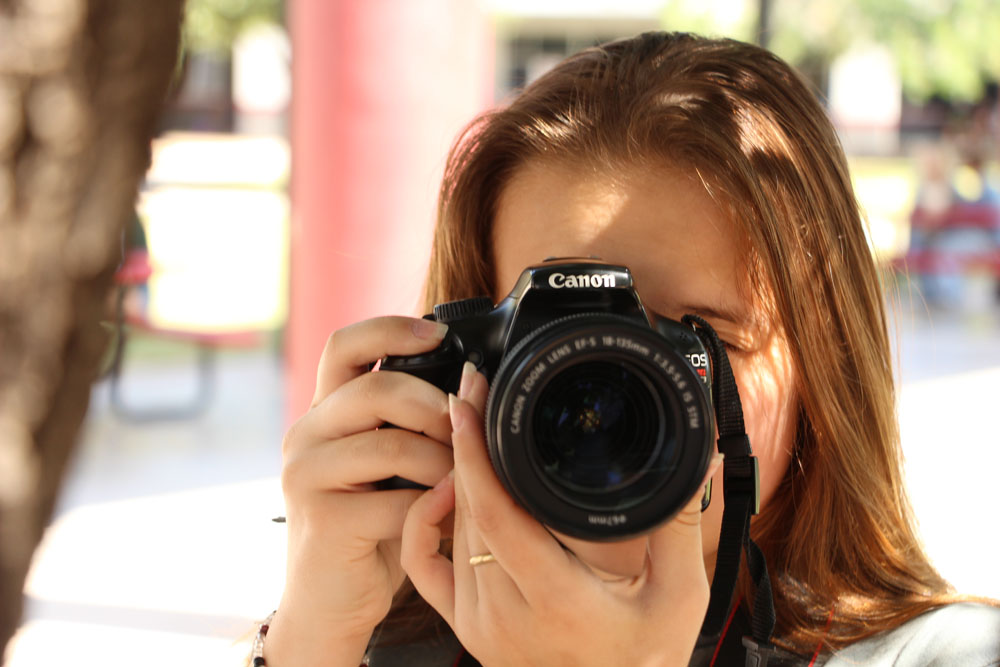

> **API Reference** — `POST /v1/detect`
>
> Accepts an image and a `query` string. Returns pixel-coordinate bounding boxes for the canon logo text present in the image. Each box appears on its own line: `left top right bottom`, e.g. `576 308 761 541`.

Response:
548 272 617 289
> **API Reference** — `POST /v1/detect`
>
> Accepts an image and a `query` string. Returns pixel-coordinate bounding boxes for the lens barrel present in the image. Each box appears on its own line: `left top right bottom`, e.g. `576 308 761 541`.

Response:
485 314 713 541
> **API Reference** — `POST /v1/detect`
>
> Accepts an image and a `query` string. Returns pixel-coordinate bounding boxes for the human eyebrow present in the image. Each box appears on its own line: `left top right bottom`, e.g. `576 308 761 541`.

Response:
676 303 748 326
676 303 761 352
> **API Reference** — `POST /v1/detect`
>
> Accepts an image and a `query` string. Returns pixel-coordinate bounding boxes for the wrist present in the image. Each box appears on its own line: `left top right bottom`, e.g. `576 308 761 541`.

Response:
262 607 374 667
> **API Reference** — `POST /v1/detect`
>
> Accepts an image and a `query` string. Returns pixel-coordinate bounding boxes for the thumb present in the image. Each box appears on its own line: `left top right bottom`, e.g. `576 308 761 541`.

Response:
645 452 724 587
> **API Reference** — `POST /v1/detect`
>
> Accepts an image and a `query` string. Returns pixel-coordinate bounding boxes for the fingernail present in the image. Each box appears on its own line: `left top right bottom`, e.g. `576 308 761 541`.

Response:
458 361 476 400
434 469 455 490
449 394 466 432
412 318 449 340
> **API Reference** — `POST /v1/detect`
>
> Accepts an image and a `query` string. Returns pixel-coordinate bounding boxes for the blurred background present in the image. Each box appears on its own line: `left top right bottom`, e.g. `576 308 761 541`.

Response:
5 0 1000 664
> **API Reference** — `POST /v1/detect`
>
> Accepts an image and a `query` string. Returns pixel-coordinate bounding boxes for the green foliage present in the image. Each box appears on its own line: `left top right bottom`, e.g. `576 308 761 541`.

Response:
767 0 1000 103
657 0 1000 103
183 0 284 54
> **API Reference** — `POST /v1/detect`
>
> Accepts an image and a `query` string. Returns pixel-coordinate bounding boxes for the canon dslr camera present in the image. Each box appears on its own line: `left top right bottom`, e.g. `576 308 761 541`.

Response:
381 258 715 541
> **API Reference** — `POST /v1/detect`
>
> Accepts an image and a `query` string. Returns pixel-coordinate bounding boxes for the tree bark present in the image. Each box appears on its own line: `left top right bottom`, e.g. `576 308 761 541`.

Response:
0 0 183 656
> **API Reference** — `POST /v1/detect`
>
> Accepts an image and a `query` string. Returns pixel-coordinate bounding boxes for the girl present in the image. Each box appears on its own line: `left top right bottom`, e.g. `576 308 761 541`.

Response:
259 32 1000 666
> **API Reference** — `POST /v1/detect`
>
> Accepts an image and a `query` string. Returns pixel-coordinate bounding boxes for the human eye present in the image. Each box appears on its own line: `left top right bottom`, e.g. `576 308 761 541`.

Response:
716 327 761 356
721 339 744 355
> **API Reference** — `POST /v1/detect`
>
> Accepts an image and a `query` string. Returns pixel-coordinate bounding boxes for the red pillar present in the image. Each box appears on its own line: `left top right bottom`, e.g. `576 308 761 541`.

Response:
287 0 493 422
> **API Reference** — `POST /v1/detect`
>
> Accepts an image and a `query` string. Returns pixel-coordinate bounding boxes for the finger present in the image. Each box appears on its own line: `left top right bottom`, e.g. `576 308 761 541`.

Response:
454 457 530 615
307 370 452 444
645 452 725 591
401 471 457 627
449 393 568 601
282 428 454 493
297 488 426 549
455 367 493 563
457 362 489 417
450 473 477 611
449 375 511 612
670 451 726 529
455 464 489 562
312 316 448 407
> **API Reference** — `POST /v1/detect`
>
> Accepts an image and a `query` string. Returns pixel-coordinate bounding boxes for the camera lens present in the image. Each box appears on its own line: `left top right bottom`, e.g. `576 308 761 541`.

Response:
533 360 671 496
486 314 712 541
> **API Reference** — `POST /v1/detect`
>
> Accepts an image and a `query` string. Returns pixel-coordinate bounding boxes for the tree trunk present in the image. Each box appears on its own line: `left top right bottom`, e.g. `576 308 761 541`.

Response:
0 0 183 657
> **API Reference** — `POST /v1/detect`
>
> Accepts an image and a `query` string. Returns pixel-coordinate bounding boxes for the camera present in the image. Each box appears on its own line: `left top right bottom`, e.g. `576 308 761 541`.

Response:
381 258 715 541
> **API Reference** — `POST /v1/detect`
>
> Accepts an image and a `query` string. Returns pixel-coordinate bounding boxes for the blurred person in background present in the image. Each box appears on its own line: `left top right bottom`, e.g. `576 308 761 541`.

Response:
905 101 1000 310
258 33 1000 666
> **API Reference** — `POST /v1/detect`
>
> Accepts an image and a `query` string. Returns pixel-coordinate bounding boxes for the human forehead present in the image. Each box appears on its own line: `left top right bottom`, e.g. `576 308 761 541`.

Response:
490 159 750 321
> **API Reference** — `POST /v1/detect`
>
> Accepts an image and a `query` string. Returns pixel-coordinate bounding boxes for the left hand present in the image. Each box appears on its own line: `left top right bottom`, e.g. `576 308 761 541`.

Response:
400 363 722 667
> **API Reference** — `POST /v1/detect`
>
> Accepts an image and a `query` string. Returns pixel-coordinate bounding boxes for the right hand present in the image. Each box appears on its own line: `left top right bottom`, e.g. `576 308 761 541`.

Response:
264 316 455 666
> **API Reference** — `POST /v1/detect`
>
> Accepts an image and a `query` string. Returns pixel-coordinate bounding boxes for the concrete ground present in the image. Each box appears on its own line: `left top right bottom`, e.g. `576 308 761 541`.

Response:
6 344 288 667
5 291 1000 666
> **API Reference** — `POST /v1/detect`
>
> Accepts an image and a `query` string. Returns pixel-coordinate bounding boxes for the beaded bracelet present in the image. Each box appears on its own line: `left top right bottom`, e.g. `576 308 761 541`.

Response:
250 611 276 666
249 611 372 667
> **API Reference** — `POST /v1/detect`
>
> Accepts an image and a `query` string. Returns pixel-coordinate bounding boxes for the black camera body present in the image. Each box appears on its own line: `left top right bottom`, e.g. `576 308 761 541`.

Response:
381 259 714 540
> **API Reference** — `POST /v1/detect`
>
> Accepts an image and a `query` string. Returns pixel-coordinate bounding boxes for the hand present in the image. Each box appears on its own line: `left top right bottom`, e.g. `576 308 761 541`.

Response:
401 363 723 667
265 317 455 666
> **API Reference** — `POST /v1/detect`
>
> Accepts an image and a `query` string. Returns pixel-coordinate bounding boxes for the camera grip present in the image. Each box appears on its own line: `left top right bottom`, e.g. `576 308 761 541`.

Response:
370 356 463 492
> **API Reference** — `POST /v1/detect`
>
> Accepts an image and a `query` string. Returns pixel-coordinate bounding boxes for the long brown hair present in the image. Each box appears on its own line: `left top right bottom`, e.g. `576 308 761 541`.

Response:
386 32 960 655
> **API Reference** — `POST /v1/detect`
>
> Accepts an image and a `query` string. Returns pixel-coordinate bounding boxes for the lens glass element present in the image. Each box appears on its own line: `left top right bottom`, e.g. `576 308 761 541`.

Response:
532 360 671 496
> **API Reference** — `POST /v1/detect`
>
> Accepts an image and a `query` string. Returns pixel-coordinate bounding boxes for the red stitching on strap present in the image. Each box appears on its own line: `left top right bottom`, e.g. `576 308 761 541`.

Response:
709 597 742 667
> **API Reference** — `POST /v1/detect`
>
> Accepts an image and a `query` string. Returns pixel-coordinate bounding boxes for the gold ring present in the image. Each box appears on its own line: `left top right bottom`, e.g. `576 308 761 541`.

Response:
469 553 497 567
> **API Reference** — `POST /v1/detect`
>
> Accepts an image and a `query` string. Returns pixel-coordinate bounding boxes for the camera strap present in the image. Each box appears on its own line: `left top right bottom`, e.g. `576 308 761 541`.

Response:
682 315 777 665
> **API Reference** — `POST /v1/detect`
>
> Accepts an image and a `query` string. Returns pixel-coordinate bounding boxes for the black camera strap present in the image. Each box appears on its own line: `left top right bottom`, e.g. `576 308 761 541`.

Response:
682 315 776 665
